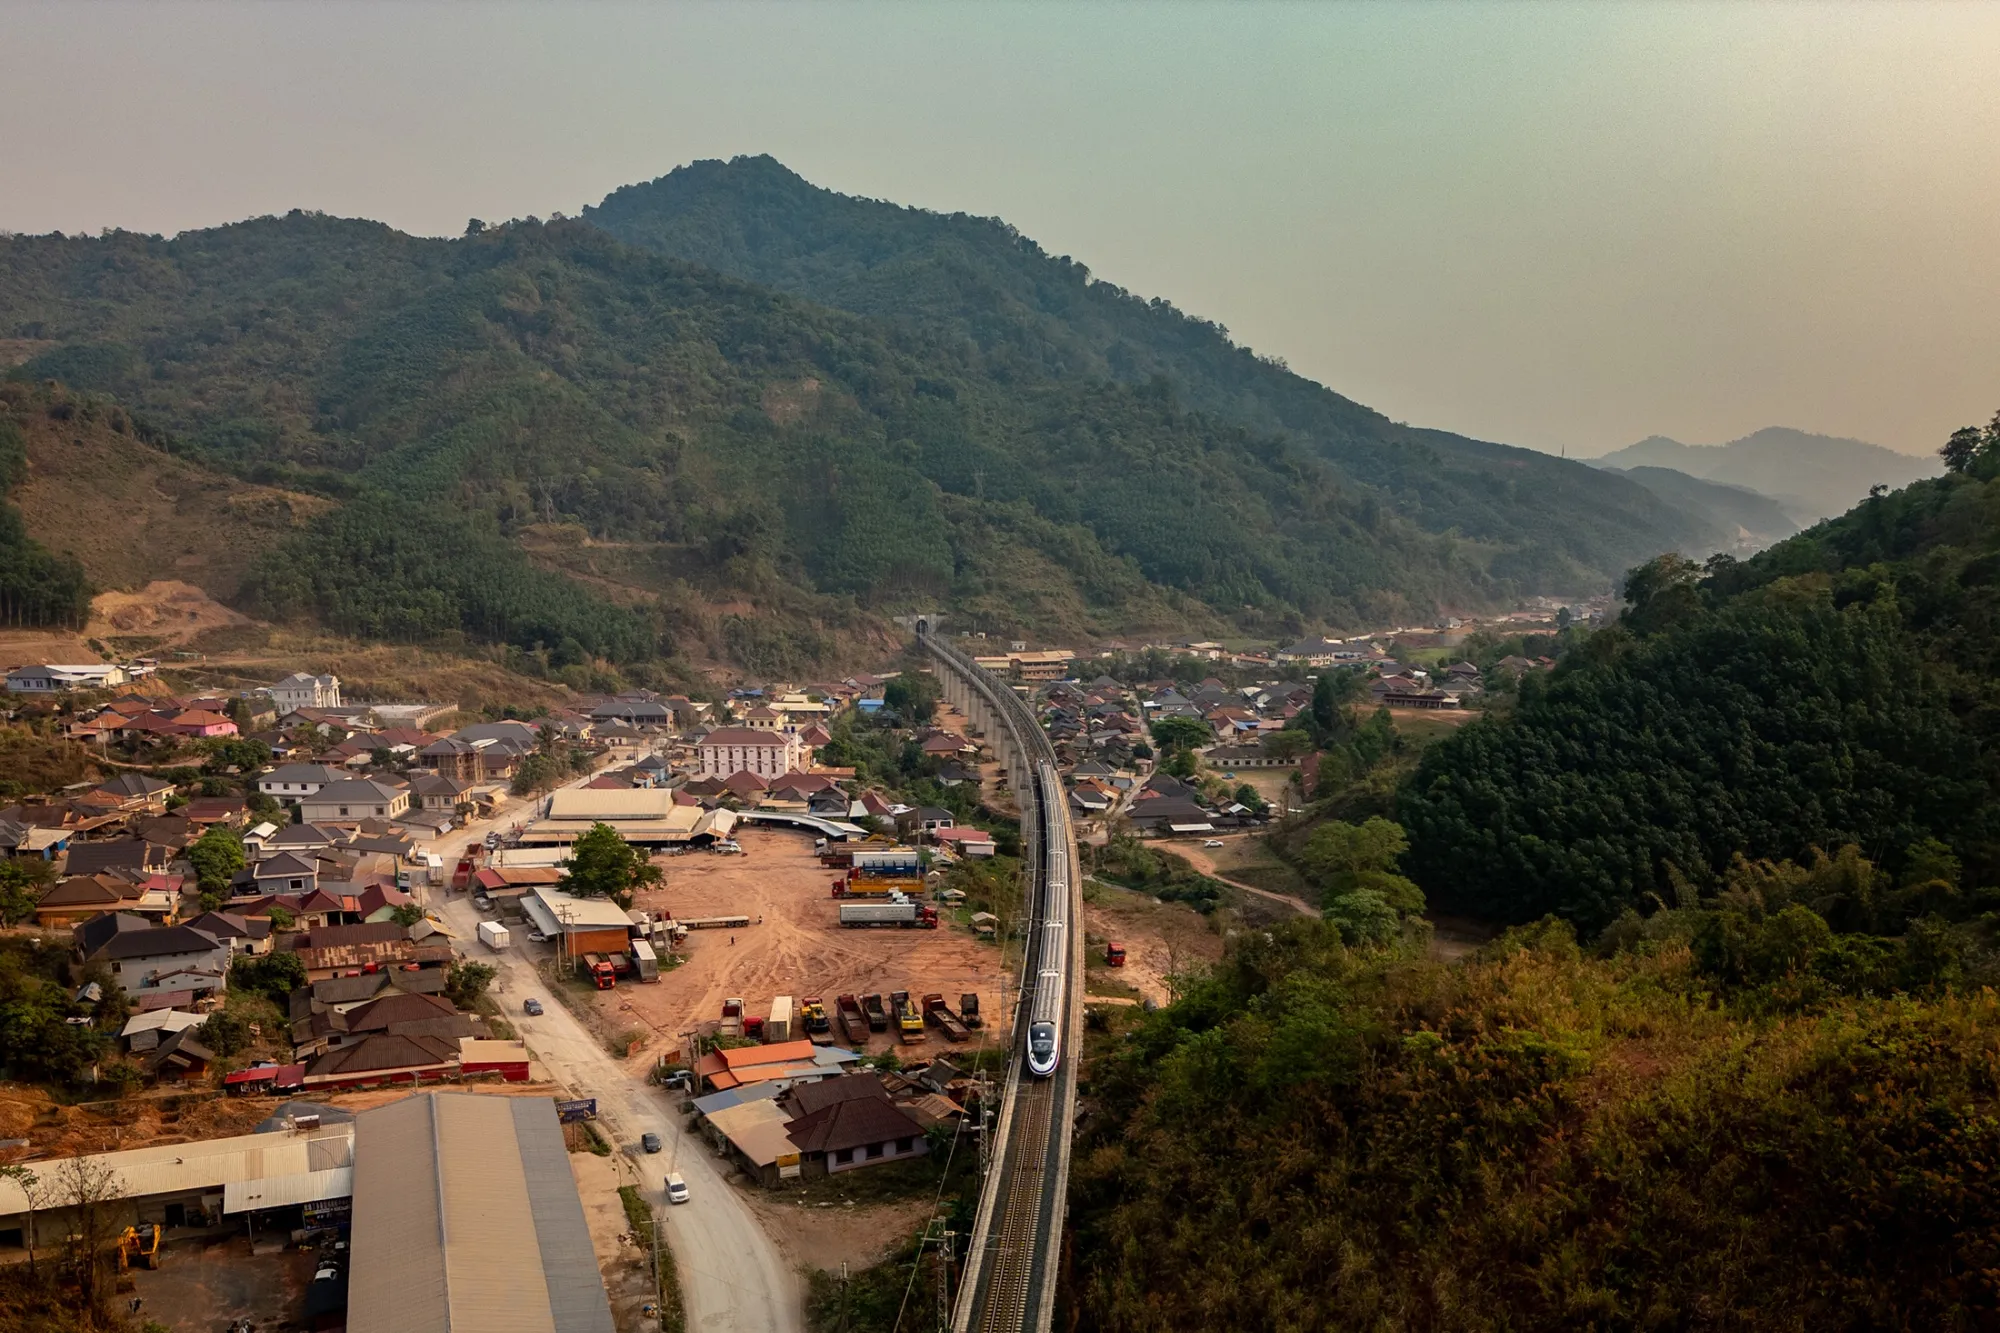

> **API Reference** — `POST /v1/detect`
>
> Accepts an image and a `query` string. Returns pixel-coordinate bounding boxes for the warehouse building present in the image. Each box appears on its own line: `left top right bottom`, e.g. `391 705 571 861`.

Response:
347 1092 613 1333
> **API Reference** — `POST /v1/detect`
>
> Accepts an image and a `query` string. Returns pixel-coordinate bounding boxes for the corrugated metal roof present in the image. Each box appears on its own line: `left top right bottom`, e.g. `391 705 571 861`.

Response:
224 1166 353 1213
0 1125 353 1215
348 1092 613 1333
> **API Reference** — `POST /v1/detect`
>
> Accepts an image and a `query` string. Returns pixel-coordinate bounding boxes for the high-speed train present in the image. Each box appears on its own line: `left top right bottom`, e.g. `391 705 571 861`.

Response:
1026 760 1070 1078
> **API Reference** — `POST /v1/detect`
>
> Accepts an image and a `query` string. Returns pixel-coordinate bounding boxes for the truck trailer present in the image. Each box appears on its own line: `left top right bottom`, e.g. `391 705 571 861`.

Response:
923 993 970 1042
767 995 794 1043
477 920 512 951
836 994 870 1046
630 938 660 982
837 900 939 929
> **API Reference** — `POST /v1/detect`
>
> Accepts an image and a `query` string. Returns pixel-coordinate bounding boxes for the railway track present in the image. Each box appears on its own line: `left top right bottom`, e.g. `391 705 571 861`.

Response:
923 631 1080 1333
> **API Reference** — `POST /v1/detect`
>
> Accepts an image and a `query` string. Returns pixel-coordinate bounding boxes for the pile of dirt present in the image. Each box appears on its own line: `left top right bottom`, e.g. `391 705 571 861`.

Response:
90 581 250 646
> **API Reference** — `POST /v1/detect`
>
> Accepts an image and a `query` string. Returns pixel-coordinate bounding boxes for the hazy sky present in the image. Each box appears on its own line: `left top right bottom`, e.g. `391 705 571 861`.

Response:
4 1 1996 458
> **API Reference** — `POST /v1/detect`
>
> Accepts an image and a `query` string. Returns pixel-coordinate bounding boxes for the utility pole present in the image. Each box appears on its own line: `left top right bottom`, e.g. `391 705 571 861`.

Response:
934 1221 956 1332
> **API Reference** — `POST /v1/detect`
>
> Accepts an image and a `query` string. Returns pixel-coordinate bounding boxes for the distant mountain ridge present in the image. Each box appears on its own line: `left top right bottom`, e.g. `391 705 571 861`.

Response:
1593 428 1938 525
1598 465 1798 556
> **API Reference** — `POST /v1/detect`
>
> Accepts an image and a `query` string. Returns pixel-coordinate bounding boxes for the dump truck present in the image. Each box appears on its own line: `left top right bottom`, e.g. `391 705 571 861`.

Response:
923 993 970 1042
837 900 939 929
630 938 660 982
1105 941 1126 967
960 992 982 1029
720 997 746 1038
891 990 926 1044
801 995 832 1041
477 920 512 952
863 993 888 1031
767 995 793 1043
836 994 870 1046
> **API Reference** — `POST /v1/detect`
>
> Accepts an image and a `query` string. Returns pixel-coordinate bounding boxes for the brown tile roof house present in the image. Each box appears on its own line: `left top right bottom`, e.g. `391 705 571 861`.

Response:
303 1032 461 1088
783 1075 928 1174
292 922 452 979
62 839 166 878
36 872 179 927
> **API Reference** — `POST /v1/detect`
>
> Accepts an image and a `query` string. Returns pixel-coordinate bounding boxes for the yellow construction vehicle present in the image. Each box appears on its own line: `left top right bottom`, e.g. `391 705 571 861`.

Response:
118 1223 162 1271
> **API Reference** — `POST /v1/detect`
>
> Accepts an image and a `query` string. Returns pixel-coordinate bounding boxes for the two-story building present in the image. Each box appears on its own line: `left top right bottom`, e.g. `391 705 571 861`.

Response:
257 763 350 803
268 672 342 711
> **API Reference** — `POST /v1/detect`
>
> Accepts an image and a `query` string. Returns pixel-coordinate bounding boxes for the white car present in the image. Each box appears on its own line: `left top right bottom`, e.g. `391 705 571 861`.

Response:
665 1173 690 1205
1202 839 1225 849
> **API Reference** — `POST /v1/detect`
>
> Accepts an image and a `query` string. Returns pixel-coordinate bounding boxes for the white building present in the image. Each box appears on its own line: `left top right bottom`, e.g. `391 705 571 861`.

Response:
6 663 130 693
269 672 342 710
696 726 804 779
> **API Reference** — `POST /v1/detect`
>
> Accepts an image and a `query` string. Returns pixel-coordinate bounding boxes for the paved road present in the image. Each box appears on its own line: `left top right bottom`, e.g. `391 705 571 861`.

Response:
414 782 802 1333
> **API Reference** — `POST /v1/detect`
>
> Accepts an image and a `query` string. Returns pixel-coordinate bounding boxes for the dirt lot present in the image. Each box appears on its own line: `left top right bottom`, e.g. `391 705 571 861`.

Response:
1080 882 1226 1007
741 1190 934 1278
129 1232 317 1332
607 827 1008 1056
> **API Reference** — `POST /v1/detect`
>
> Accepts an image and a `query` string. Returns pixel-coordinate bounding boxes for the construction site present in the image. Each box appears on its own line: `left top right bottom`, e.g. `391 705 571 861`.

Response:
605 826 1009 1061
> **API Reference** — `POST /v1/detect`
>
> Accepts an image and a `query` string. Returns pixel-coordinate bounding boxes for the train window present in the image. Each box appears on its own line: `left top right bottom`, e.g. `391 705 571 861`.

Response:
1029 1023 1056 1054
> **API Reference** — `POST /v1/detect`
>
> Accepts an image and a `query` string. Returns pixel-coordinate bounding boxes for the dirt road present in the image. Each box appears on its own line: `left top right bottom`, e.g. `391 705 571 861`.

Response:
436 891 802 1333
1173 838 1316 916
417 770 803 1333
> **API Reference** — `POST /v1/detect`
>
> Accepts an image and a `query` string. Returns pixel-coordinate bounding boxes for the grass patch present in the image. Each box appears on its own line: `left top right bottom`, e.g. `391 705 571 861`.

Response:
564 1118 612 1156
618 1184 687 1333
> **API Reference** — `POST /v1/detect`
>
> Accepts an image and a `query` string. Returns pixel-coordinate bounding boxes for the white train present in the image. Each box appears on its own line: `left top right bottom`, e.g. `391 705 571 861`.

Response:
1026 760 1069 1078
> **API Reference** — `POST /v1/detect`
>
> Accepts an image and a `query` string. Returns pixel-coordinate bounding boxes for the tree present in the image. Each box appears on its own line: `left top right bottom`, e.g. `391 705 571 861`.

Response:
883 671 939 724
559 822 661 908
231 950 305 1004
199 1008 253 1057
1942 424 1983 474
446 960 496 1009
1301 817 1425 941
1149 716 1213 755
0 1163 44 1277
1308 670 1357 741
1261 730 1313 762
0 858 52 924
187 825 245 902
390 903 425 927
55 1152 118 1311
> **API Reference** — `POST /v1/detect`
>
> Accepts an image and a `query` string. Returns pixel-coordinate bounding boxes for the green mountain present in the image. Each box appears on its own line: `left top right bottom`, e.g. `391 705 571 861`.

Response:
1593 427 1938 524
0 163 1724 668
1600 464 1798 553
585 156 1718 593
1401 419 2000 931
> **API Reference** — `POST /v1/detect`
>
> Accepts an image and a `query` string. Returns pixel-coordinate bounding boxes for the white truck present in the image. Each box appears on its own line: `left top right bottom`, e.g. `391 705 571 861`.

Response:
837 900 940 929
477 920 512 951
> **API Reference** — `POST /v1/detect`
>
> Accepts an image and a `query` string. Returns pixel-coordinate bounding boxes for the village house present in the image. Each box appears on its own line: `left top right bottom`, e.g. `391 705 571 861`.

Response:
257 762 349 803
299 778 410 824
5 663 129 693
84 922 231 997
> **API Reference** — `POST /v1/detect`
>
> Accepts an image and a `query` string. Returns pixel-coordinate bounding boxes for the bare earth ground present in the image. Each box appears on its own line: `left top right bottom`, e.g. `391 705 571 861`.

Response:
607 827 1009 1057
128 1233 316 1333
740 1192 934 1277
1080 882 1225 1007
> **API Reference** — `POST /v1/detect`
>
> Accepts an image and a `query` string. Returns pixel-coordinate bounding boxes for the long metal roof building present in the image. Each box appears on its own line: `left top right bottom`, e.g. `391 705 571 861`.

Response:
347 1092 614 1333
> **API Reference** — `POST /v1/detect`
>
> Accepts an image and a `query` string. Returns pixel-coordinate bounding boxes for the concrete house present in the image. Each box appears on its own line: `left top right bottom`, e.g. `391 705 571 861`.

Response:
257 763 350 803
86 924 230 995
696 726 803 780
268 672 342 711
300 779 410 824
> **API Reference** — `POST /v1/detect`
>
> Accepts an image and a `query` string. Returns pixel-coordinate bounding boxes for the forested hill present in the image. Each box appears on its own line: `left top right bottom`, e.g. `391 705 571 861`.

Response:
1401 419 2000 932
1 213 1537 664
585 155 1718 589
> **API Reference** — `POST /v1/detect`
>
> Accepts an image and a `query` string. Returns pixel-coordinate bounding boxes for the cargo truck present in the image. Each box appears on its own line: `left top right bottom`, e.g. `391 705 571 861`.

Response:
923 993 970 1042
837 900 939 929
477 920 512 951
767 995 794 1043
1105 941 1127 967
587 957 616 990
960 993 982 1029
630 938 660 982
836 994 870 1046
720 997 745 1038
863 994 889 1031
673 914 752 931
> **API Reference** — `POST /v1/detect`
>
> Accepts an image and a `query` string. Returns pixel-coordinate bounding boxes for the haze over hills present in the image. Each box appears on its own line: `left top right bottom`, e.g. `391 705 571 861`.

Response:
0 159 1734 669
1597 465 1798 555
1593 427 1939 525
